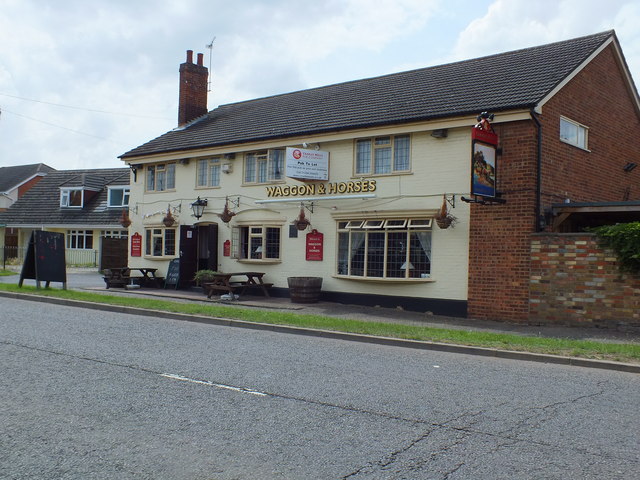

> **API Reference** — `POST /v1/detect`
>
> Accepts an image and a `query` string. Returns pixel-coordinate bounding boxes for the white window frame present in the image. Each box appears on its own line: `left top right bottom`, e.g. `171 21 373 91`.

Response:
243 149 284 184
101 230 128 238
144 227 176 257
231 224 282 262
107 186 130 207
560 116 589 150
60 188 84 208
196 157 221 188
336 218 432 279
66 229 94 249
355 134 411 175
146 163 176 192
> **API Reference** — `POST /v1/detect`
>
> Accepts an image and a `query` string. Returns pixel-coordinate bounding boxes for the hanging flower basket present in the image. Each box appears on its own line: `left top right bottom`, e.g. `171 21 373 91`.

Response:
434 194 456 229
218 199 236 223
120 209 131 228
162 208 175 227
293 206 311 231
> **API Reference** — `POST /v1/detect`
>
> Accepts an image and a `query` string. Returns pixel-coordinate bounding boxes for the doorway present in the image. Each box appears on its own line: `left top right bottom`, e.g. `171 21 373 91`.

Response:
179 223 218 287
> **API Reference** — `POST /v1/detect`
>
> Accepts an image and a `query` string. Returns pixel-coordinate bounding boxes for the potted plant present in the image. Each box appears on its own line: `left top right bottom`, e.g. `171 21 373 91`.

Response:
434 194 457 229
193 269 221 286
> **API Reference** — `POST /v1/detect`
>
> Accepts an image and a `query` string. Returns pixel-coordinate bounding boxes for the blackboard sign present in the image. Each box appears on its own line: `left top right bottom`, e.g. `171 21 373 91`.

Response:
164 258 180 289
19 231 67 289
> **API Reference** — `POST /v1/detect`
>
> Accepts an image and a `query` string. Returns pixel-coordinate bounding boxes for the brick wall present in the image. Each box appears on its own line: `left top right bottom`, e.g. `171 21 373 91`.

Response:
468 43 640 324
530 234 640 328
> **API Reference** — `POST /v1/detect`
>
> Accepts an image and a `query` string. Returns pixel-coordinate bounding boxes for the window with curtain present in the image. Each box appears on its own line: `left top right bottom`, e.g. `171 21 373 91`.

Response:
560 116 588 150
146 163 176 192
336 218 431 279
231 225 281 261
196 157 221 187
144 227 176 257
244 149 284 184
355 134 411 175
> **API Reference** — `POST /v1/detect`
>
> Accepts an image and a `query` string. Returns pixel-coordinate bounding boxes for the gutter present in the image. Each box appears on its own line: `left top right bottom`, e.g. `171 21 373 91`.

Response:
530 109 543 232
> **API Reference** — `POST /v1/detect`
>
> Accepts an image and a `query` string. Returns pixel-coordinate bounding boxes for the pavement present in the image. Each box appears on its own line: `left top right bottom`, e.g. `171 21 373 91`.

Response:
2 269 639 372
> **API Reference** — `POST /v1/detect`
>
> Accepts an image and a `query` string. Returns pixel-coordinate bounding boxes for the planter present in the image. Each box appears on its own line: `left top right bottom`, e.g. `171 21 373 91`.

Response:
287 276 323 303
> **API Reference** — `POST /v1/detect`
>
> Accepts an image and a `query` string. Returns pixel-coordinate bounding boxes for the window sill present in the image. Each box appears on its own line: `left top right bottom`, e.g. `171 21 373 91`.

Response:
351 171 413 178
333 275 434 283
143 255 177 260
559 139 590 152
236 259 281 265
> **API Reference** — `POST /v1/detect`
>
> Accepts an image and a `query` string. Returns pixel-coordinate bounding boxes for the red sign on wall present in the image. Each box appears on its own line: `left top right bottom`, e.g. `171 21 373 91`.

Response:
223 239 231 257
131 232 142 257
305 229 323 261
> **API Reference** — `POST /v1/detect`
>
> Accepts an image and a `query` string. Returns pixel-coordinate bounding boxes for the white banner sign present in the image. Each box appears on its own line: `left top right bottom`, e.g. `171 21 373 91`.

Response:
285 147 329 180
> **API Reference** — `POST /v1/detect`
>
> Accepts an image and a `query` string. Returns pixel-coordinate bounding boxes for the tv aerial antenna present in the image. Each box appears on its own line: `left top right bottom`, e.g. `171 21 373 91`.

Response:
206 36 216 92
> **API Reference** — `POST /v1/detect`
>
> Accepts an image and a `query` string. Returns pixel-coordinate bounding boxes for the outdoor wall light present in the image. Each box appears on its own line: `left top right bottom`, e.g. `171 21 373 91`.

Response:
191 197 208 219
623 162 637 172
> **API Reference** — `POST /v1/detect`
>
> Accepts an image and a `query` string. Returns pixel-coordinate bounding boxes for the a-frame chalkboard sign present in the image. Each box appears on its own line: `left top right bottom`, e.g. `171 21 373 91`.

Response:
19 231 67 289
164 258 180 290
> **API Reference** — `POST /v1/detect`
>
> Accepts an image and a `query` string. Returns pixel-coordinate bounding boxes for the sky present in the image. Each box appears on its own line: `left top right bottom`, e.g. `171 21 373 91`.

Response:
1 0 639 171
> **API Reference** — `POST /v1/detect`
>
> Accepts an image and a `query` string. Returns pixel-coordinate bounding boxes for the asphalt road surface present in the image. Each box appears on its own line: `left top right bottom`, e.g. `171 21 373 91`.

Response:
1 296 638 479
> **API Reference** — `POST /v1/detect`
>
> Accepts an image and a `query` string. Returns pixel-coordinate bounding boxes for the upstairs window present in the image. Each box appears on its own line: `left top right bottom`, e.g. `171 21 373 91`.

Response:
355 135 411 175
244 150 284 184
560 117 588 150
60 188 83 207
197 157 221 187
146 163 176 192
108 187 130 207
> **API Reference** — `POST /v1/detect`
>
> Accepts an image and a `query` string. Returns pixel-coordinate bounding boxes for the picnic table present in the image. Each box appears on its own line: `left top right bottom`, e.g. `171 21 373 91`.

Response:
103 267 164 289
202 272 272 299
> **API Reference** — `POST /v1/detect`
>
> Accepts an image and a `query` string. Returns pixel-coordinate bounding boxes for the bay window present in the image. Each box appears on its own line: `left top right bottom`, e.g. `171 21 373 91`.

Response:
337 218 431 279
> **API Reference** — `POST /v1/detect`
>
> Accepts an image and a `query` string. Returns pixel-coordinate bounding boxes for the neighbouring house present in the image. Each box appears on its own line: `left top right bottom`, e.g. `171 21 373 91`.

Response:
0 168 130 268
119 31 640 326
0 163 56 252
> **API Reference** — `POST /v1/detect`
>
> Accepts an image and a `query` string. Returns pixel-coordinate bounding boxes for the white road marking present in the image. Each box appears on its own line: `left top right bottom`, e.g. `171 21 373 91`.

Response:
160 373 268 396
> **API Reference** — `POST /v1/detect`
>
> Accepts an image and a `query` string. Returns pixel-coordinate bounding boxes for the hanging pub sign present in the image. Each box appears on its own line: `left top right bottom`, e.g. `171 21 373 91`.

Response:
131 232 142 257
305 229 324 261
471 112 499 199
285 147 329 180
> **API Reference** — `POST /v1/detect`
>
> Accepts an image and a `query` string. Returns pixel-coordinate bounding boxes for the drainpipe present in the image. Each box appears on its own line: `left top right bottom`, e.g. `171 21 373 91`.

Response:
530 109 543 232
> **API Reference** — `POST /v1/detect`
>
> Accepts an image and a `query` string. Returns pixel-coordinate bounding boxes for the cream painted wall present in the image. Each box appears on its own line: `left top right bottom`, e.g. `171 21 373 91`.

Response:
126 126 472 301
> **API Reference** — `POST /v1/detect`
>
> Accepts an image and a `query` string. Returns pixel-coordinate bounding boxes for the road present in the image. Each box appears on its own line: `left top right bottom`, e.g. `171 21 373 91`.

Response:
1 296 638 479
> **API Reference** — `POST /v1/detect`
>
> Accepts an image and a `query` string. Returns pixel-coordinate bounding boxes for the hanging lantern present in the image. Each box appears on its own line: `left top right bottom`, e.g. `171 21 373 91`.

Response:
218 198 236 223
120 209 131 228
293 206 311 231
163 207 176 227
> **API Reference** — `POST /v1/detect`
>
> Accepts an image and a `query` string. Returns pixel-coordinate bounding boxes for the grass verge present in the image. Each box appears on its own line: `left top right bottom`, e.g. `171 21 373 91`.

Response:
0 270 17 276
1 283 638 364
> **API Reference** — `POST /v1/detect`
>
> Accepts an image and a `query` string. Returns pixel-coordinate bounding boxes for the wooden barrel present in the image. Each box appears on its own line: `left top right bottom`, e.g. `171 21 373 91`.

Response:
287 277 323 303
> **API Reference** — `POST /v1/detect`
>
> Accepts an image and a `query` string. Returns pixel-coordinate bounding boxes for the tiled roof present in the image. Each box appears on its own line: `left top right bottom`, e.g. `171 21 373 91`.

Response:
121 31 617 159
0 168 130 227
0 163 55 192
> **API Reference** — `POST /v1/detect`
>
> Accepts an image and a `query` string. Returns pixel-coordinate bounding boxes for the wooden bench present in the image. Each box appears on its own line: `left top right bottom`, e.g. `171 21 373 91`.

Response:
103 268 131 289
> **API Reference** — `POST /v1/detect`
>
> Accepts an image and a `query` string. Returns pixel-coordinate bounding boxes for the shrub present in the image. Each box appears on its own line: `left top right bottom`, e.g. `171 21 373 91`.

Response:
590 222 640 274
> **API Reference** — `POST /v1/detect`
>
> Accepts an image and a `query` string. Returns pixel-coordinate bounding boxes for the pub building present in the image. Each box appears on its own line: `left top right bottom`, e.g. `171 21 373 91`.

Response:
120 31 640 324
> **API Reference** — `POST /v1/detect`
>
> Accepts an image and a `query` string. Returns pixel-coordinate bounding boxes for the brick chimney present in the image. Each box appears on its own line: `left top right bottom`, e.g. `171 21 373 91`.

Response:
178 50 208 126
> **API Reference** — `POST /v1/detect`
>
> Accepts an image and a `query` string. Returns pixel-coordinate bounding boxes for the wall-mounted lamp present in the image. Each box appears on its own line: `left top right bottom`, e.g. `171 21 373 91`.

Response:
623 162 637 172
190 197 208 219
221 163 233 174
179 158 190 165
